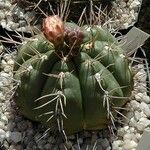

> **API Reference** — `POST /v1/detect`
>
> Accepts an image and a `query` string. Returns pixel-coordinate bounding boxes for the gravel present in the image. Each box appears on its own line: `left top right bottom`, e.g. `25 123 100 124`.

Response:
110 0 142 29
0 0 142 31
0 0 149 149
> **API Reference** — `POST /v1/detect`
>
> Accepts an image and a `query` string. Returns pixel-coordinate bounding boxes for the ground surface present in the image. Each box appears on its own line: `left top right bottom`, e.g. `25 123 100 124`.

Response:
136 0 150 61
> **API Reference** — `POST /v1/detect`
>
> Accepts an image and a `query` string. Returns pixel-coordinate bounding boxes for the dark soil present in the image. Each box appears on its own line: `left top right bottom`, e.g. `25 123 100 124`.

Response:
136 0 150 61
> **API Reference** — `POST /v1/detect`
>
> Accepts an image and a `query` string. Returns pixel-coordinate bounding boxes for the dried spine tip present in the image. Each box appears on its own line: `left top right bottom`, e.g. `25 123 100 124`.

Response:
42 15 64 45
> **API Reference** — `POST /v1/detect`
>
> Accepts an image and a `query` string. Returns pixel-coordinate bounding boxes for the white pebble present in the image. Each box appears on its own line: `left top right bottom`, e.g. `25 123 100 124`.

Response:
123 140 137 150
136 118 150 131
1 59 7 67
139 118 150 126
135 93 143 102
123 133 133 140
142 95 150 104
140 102 150 117
0 129 6 143
0 129 5 136
6 131 22 143
7 59 14 66
130 0 141 9
0 19 7 28
0 11 5 20
134 111 142 121
135 133 142 141
120 1 126 8
117 128 125 137
129 127 136 133
135 71 147 82
0 122 6 130
129 117 137 127
136 122 146 131
4 66 12 73
112 140 123 150
130 100 140 110
1 114 8 124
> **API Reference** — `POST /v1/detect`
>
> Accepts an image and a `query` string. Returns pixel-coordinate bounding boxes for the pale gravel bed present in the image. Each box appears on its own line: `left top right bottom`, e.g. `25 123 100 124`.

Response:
0 1 148 149
0 0 142 32
0 41 150 150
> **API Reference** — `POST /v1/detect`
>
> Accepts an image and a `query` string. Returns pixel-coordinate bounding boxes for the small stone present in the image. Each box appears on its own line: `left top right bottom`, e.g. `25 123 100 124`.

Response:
143 95 150 104
7 59 14 66
0 11 5 20
123 140 137 149
123 133 133 140
123 126 129 131
0 113 8 124
139 118 150 127
4 66 12 73
129 117 137 127
134 111 142 121
0 129 6 143
19 20 27 27
0 45 4 53
135 93 143 102
0 122 6 130
136 122 146 132
112 140 123 149
135 133 142 141
9 144 16 150
10 22 19 30
4 111 15 120
4 2 11 10
123 22 129 29
130 100 140 110
117 128 125 137
1 19 7 28
120 1 126 7
140 102 150 117
106 146 111 150
130 0 141 9
6 131 22 143
126 111 134 120
129 127 136 133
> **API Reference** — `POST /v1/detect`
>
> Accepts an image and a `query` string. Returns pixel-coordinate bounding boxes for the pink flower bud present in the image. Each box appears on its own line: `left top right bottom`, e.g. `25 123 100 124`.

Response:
42 15 64 45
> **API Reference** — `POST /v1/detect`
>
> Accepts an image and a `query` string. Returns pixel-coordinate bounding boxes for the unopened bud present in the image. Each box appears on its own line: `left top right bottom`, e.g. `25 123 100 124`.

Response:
42 15 64 45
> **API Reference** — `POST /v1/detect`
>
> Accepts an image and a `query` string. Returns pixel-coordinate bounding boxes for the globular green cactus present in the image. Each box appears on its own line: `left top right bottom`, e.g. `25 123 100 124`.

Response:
14 15 133 135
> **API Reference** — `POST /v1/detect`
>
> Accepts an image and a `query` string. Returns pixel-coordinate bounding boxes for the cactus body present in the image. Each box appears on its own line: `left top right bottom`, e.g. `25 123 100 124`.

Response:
14 16 133 135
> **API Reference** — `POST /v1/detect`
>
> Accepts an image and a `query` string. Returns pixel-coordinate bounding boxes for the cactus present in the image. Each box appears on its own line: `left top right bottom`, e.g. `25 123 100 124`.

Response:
14 15 133 135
